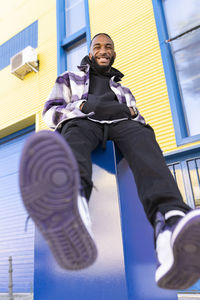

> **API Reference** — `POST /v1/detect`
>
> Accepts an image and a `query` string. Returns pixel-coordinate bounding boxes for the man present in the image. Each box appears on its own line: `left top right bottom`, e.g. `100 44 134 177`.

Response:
19 33 200 290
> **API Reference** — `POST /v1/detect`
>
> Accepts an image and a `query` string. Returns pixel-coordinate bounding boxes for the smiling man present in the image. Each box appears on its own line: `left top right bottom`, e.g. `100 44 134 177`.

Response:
89 34 116 70
20 33 200 290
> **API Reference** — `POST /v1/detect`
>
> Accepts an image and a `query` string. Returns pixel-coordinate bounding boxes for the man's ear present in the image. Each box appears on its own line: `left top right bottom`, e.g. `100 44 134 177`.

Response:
89 52 92 60
114 51 116 60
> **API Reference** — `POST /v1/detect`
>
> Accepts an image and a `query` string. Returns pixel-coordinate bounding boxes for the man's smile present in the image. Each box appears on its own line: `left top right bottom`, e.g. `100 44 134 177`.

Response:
96 56 110 64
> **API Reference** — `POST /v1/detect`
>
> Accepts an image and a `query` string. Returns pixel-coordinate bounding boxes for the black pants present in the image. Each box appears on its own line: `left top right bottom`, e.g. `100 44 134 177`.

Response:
60 118 191 225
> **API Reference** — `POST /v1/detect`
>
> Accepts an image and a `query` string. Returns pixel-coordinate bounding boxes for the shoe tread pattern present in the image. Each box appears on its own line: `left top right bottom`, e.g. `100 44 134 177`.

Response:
20 130 97 270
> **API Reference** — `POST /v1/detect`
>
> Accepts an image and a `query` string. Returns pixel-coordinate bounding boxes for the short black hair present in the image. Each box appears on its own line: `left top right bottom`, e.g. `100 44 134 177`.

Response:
90 33 114 47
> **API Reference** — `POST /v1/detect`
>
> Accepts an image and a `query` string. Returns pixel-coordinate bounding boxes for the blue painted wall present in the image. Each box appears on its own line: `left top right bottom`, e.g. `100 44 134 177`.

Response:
33 143 179 299
0 127 35 293
34 142 128 300
115 150 178 300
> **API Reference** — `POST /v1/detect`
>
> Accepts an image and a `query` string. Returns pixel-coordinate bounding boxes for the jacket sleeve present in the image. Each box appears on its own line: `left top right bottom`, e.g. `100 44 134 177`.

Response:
42 75 87 129
121 85 146 123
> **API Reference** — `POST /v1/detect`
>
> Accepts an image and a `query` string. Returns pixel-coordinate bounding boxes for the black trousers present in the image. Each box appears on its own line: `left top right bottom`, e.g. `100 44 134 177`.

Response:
60 118 191 225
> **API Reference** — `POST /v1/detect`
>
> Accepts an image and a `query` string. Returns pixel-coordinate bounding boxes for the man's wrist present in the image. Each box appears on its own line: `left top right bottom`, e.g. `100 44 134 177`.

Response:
129 106 138 117
80 102 86 111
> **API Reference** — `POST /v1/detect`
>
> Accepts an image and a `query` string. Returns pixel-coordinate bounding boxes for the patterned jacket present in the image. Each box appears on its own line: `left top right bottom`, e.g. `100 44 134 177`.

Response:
43 63 145 131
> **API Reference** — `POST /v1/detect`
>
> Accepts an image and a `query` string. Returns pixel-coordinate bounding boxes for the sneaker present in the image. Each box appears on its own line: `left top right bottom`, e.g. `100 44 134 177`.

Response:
19 130 97 270
155 209 200 290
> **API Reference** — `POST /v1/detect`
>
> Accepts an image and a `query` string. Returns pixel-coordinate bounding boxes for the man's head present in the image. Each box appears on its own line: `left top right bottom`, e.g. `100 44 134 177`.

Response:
89 33 116 73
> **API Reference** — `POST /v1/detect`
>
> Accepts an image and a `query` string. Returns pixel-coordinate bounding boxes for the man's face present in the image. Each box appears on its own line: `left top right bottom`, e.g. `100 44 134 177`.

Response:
89 34 116 69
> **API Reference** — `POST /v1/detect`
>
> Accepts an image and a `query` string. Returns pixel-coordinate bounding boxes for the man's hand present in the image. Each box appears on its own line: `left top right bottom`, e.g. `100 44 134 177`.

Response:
80 97 137 120
129 107 136 117
129 107 138 118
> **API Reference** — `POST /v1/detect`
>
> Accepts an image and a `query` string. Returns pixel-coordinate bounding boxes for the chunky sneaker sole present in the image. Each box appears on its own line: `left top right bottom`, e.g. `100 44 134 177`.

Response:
156 209 200 289
19 130 97 270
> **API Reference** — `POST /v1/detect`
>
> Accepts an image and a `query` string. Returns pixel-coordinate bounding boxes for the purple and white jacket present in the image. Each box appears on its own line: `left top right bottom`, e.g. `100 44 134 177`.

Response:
43 63 145 130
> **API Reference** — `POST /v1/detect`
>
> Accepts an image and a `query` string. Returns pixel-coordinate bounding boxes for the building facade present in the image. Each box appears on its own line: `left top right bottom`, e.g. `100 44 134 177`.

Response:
0 0 200 298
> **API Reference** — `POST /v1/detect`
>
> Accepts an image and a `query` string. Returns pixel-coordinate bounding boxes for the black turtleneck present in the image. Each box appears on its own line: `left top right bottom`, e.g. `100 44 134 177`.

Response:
81 56 131 121
88 67 117 100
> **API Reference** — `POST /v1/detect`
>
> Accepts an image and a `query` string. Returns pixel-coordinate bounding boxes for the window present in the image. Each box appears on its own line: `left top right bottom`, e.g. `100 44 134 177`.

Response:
187 158 200 207
66 38 88 71
166 152 200 209
65 0 86 37
152 0 200 145
57 0 90 74
168 162 187 204
163 0 200 137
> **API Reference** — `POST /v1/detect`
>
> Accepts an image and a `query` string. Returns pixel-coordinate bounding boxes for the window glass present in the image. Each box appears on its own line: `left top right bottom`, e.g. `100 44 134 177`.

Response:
197 159 200 179
187 159 200 207
174 163 187 203
168 163 187 203
65 0 86 37
66 39 87 71
168 165 174 176
163 0 200 136
163 0 200 37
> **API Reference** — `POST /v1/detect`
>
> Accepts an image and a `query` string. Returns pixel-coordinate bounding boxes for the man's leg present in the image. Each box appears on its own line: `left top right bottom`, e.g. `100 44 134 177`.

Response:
109 120 200 289
60 118 103 200
109 120 191 224
19 119 103 270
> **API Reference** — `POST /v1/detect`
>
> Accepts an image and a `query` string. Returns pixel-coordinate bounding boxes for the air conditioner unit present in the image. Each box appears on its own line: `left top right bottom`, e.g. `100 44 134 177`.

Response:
10 46 39 79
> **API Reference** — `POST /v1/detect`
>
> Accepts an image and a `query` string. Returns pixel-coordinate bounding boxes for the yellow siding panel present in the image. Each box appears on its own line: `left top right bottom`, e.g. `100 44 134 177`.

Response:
0 0 57 138
0 0 55 44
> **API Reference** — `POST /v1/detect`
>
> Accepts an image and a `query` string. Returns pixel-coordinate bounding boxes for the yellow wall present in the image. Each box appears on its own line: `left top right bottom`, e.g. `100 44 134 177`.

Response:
0 0 57 138
1 0 200 154
88 0 200 154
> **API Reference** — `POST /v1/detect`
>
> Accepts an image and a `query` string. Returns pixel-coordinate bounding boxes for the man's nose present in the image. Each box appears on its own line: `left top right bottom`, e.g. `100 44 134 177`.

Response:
99 46 107 54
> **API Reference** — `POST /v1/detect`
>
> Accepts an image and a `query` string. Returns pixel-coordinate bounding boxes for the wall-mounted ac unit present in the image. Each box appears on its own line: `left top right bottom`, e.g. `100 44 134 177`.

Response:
10 46 39 80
